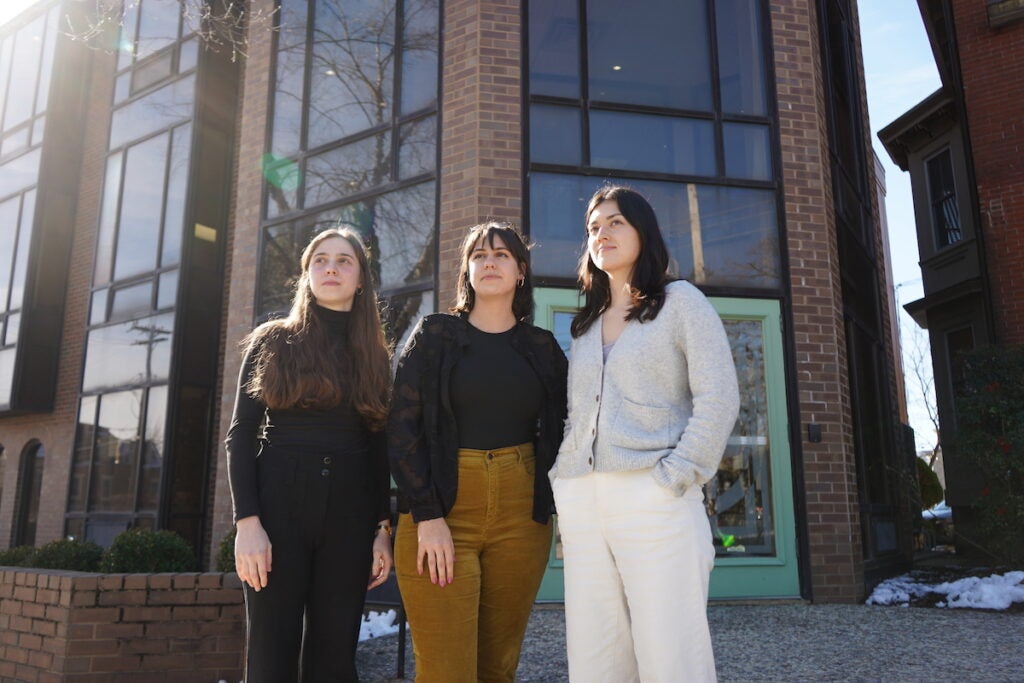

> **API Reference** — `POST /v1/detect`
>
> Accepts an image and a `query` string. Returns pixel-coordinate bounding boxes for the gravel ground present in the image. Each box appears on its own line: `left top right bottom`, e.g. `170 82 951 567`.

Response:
355 602 1024 682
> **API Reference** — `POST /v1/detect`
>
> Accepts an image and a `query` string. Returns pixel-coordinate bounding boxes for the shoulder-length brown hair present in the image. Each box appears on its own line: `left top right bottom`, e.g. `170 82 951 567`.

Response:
571 185 671 338
450 222 535 321
242 228 391 430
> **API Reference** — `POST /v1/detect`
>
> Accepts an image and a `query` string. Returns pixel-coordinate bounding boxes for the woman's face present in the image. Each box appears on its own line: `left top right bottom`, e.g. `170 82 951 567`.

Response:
467 233 524 302
307 236 362 311
587 199 642 280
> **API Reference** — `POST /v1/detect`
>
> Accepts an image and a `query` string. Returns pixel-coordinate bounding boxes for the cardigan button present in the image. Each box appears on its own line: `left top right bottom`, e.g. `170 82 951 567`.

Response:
588 456 593 466
321 468 330 477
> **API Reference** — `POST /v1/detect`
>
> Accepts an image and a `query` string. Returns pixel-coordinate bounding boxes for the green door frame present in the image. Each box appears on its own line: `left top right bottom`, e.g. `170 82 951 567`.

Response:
533 288 799 601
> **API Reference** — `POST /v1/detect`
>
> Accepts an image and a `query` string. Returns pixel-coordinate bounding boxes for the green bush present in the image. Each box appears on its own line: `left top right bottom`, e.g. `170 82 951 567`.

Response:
0 545 37 567
100 529 197 573
916 457 944 510
216 527 236 573
32 539 103 572
954 345 1024 565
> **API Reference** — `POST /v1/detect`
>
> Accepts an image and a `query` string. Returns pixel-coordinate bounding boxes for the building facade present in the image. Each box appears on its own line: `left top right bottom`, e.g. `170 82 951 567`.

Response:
1 0 913 602
879 0 1024 541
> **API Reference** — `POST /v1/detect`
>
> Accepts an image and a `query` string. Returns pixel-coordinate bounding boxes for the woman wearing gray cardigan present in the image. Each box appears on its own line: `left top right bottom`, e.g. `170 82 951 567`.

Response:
551 185 740 683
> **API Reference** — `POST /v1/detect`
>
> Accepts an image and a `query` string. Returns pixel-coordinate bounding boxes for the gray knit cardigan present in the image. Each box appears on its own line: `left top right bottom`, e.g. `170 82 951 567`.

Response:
551 280 740 495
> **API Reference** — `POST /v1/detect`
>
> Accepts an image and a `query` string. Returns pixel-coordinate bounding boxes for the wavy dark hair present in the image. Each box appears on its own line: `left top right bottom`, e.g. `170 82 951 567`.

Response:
242 228 391 430
451 222 535 321
571 185 671 338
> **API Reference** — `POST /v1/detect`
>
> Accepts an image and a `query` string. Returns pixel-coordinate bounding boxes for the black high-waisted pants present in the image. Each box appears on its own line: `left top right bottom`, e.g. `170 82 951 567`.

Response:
243 443 377 683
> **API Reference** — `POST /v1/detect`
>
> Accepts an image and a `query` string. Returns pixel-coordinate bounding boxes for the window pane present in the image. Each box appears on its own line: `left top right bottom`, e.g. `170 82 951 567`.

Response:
529 173 590 278
9 188 35 309
710 318 775 556
17 443 45 545
927 149 962 248
139 385 167 511
308 0 395 148
133 51 175 93
89 390 143 513
157 269 178 310
1 127 29 156
0 348 14 406
587 0 711 111
264 155 301 218
3 17 45 129
69 396 99 512
0 147 41 198
30 116 45 145
4 312 20 346
259 223 304 315
590 111 715 176
530 104 580 166
114 72 132 103
385 287 433 356
371 181 436 291
136 0 181 61
110 280 154 321
398 115 436 179
723 122 772 181
305 132 392 209
684 185 779 288
0 195 19 307
118 1 140 70
109 74 195 149
0 37 13 129
270 0 308 158
34 8 59 115
114 134 169 280
90 288 109 325
400 0 439 114
716 0 767 116
94 153 124 286
179 37 199 73
528 0 579 99
161 123 192 267
82 312 175 392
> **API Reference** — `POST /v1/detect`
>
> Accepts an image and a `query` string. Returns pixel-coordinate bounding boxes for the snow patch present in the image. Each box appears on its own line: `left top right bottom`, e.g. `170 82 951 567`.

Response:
359 609 402 641
867 570 1024 610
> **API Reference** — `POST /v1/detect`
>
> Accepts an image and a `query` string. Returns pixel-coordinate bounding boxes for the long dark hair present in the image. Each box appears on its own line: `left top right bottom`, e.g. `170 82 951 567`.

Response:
242 228 391 430
571 185 671 338
451 222 535 321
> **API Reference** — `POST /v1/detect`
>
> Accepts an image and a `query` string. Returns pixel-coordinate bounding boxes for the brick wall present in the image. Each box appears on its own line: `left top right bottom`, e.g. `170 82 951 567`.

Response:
438 0 523 309
0 568 243 683
770 0 865 601
951 1 1024 345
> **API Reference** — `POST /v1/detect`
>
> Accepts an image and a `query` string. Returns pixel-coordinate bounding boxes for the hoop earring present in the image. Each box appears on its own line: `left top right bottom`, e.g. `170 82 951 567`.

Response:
516 277 525 289
356 286 364 295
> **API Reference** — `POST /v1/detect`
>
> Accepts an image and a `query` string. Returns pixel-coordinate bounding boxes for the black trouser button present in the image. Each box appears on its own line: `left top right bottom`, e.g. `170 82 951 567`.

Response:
321 468 330 477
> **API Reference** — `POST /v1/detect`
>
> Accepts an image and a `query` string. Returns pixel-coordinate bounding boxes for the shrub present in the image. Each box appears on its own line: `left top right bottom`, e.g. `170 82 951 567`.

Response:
954 345 1024 566
216 527 236 573
32 539 103 572
100 529 197 573
0 545 37 567
916 457 943 510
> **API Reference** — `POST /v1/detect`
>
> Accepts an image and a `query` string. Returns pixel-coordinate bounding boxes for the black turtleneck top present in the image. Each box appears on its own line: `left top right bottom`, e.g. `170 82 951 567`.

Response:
225 305 389 524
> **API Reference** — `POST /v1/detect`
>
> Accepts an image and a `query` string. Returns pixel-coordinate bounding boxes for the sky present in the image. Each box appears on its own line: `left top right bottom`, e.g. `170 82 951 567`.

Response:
0 0 945 449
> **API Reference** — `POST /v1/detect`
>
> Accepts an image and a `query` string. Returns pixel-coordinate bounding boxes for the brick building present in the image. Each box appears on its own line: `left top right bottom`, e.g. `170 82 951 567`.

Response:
879 0 1024 538
1 0 913 602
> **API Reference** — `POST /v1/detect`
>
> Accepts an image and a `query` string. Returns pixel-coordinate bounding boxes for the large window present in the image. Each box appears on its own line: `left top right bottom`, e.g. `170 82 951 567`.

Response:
0 5 60 409
926 148 963 249
527 0 779 290
13 441 44 547
259 0 440 343
68 0 196 541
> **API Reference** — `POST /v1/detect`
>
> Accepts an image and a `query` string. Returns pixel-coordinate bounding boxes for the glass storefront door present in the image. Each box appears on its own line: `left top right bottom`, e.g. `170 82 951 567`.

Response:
534 288 799 600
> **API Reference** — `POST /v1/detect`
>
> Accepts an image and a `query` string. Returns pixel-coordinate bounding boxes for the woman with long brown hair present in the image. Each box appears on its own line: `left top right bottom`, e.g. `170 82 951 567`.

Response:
226 228 393 682
389 222 567 682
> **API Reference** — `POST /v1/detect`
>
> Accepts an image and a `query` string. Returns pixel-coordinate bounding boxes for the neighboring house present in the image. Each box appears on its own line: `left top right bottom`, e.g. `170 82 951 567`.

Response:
878 0 1024 547
0 0 913 602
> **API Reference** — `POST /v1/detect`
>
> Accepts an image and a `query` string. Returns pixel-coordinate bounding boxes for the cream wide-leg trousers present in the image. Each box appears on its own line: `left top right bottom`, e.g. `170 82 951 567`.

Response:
552 468 717 683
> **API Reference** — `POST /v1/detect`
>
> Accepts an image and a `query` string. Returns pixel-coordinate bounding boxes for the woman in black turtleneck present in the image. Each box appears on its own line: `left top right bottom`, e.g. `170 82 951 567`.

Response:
389 223 568 683
226 228 393 683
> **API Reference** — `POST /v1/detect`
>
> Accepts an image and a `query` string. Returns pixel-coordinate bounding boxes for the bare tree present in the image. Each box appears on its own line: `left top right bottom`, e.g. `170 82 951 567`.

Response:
902 311 941 466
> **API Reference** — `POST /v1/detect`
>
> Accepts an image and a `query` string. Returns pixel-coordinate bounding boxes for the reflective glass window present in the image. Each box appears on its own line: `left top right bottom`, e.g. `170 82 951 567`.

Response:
34 9 59 114
1 127 29 156
587 0 711 111
133 51 175 93
723 122 772 181
590 111 715 176
0 348 14 406
69 396 98 512
136 0 181 60
114 133 169 280
89 390 143 512
9 189 35 308
82 313 175 392
398 115 437 179
270 0 308 158
90 288 109 325
161 123 191 267
528 0 579 99
15 442 45 546
139 385 167 511
110 280 154 321
109 75 195 150
716 0 768 116
157 270 178 310
305 132 393 209
179 37 199 73
0 147 41 198
0 195 19 307
4 312 19 346
400 0 439 113
3 16 45 130
308 0 395 148
94 153 124 286
530 104 581 166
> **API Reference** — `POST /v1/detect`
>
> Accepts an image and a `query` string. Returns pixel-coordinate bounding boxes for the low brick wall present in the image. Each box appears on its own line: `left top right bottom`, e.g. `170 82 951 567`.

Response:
0 568 244 683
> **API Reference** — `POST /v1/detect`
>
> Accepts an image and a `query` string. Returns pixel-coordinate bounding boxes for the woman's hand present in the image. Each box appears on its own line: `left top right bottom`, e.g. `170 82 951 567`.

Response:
416 517 455 586
235 516 272 591
368 526 394 589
